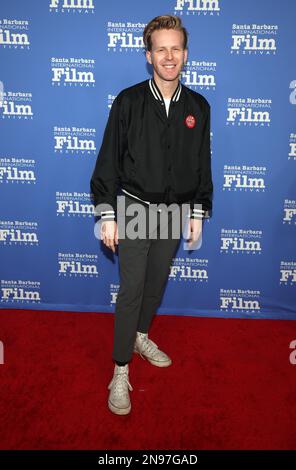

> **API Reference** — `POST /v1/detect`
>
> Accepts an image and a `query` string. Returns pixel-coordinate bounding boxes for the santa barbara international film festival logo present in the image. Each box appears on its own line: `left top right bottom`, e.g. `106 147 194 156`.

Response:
58 253 98 277
0 220 39 246
53 126 96 155
56 191 93 217
231 23 278 55
181 60 216 92
173 0 220 15
283 199 296 225
0 156 36 185
49 0 95 14
223 164 266 192
168 256 209 283
280 261 296 286
110 284 120 306
0 18 30 49
0 90 33 120
220 228 262 255
227 97 271 126
220 288 261 314
107 21 146 52
51 58 95 87
1 280 41 304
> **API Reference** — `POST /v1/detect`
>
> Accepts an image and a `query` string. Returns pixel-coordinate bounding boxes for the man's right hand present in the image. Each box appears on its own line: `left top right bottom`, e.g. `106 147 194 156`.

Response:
100 220 118 253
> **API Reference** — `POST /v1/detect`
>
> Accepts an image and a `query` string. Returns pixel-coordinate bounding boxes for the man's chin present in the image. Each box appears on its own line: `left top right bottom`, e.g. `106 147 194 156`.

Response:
157 73 180 82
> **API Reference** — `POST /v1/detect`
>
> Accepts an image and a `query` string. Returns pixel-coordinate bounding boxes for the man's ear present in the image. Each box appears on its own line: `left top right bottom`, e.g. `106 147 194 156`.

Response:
184 48 188 64
146 50 152 65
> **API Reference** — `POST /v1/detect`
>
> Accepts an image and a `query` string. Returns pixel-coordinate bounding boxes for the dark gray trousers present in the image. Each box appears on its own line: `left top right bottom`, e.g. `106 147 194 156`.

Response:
112 194 187 363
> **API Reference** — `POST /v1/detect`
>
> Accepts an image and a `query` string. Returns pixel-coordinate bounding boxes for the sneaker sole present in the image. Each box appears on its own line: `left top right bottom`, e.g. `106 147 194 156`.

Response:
108 400 131 415
134 350 172 367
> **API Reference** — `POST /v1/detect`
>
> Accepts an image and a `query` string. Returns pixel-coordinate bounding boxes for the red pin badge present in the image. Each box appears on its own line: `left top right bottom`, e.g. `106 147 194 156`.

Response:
185 114 196 128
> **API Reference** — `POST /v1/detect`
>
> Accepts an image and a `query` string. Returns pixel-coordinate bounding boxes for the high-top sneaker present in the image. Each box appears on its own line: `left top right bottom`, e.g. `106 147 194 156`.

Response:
134 332 172 367
107 364 133 415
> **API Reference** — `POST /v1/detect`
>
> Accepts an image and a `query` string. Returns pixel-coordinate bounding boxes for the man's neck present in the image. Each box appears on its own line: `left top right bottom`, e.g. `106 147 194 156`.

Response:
153 74 179 100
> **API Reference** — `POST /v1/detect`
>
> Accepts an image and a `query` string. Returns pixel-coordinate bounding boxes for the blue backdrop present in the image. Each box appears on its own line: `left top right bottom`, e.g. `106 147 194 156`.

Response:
0 0 295 319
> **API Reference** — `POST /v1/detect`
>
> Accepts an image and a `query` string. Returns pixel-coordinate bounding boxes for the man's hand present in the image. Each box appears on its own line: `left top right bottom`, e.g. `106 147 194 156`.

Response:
100 220 118 253
187 218 203 248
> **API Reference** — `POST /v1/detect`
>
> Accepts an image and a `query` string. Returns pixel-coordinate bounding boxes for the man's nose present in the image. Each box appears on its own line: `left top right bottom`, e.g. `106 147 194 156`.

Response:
165 50 173 60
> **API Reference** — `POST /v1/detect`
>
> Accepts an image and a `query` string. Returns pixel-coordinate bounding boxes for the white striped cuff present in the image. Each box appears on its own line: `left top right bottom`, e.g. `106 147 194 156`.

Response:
190 208 209 219
100 210 115 221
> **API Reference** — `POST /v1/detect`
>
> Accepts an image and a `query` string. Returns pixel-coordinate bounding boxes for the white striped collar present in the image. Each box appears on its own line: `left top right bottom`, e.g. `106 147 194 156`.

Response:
149 78 182 103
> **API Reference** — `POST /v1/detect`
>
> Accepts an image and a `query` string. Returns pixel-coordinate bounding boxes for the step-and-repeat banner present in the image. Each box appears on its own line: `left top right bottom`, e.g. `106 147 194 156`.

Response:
0 0 295 319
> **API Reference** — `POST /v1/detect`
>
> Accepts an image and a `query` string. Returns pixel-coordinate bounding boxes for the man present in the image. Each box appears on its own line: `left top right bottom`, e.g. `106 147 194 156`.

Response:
90 15 213 415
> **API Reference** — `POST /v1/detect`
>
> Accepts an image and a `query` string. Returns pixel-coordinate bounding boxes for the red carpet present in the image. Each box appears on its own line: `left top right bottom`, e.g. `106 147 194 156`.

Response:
0 309 295 450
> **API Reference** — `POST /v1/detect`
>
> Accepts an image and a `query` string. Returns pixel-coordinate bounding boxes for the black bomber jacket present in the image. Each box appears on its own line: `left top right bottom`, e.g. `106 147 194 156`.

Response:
90 77 213 221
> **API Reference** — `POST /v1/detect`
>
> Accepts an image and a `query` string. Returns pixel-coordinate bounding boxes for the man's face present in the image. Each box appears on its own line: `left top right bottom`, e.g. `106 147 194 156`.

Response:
146 29 188 83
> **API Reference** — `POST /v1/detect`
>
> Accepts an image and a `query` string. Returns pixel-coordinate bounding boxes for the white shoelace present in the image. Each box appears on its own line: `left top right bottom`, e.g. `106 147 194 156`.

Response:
138 336 159 357
111 372 133 395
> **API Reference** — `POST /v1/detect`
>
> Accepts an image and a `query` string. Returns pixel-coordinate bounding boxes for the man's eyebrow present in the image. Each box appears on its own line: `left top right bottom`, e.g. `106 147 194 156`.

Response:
155 45 182 49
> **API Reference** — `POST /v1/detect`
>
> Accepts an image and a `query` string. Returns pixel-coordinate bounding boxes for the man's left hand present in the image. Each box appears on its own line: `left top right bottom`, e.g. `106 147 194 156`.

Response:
187 218 203 248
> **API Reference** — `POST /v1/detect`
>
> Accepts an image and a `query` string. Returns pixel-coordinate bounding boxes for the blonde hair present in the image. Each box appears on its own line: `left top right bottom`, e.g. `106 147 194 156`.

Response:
143 15 188 51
